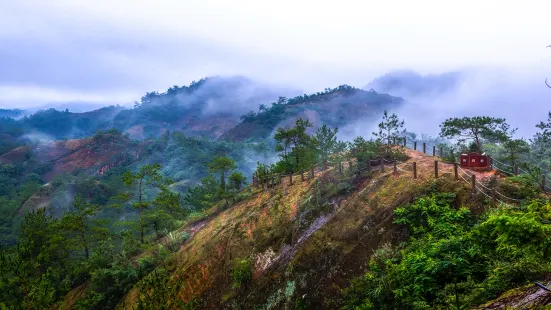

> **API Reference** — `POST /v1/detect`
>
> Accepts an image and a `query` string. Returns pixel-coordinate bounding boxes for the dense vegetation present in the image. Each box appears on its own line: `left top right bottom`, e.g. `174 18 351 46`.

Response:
0 73 550 309
222 85 403 141
343 192 551 309
0 76 287 140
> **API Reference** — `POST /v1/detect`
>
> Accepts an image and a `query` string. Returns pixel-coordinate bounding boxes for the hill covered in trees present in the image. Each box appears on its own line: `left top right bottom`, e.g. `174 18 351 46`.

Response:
0 76 297 141
222 85 404 141
1 73 551 309
1 96 550 309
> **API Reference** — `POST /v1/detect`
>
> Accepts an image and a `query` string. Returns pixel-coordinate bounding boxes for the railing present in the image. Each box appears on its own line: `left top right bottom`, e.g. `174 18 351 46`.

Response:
253 138 550 206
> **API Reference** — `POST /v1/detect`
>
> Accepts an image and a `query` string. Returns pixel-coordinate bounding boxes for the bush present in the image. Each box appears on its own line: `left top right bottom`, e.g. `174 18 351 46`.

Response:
164 229 190 252
232 258 252 288
75 263 138 310
343 195 551 309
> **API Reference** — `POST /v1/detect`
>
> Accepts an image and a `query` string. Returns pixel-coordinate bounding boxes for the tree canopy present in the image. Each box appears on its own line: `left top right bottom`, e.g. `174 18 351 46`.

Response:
439 116 510 153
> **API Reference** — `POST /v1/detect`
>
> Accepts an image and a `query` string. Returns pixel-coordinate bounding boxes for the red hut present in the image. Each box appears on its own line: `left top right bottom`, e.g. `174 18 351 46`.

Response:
460 152 492 170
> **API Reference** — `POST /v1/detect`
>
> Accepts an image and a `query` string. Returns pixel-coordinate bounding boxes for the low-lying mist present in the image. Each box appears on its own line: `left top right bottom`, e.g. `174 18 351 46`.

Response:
366 67 551 139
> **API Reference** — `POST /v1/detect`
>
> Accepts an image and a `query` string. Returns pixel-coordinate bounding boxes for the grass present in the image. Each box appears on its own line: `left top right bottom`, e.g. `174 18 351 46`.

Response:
111 149 524 309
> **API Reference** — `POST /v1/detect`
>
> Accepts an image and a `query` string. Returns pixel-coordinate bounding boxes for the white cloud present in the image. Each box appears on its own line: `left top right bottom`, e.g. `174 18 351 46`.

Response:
0 85 137 108
0 0 549 137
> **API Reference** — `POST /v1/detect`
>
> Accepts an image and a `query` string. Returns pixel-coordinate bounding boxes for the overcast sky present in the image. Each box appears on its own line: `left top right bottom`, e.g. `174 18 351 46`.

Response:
1 0 550 135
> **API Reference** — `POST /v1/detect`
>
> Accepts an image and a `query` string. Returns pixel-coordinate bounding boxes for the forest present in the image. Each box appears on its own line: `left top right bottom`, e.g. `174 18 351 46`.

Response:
0 98 550 308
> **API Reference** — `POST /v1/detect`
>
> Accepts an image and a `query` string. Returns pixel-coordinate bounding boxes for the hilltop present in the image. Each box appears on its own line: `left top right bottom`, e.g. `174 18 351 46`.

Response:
222 85 403 141
1 76 550 309
0 76 296 141
52 146 549 309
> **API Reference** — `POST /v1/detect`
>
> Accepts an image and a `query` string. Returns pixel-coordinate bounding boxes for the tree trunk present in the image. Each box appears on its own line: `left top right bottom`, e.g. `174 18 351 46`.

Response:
24 278 30 310
474 134 481 153
139 179 144 244
80 228 89 259
154 221 159 239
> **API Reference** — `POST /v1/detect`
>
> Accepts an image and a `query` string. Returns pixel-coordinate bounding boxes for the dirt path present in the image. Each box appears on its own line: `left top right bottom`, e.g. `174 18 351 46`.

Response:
402 148 499 181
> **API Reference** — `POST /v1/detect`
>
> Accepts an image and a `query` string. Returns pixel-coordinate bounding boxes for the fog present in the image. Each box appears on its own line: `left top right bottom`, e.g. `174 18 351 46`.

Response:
1 0 550 138
367 67 551 139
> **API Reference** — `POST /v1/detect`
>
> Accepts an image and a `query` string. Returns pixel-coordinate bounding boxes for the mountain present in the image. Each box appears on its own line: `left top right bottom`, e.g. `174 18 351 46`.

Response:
0 109 25 119
365 69 463 99
57 146 549 309
3 74 549 309
1 76 298 141
222 85 404 141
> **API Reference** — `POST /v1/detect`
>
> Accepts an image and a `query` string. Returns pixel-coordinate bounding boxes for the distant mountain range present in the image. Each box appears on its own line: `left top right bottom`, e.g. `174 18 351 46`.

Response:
1 76 404 142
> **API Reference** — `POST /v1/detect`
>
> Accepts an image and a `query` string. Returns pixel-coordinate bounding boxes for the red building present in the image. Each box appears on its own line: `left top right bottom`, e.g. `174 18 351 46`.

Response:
460 152 492 170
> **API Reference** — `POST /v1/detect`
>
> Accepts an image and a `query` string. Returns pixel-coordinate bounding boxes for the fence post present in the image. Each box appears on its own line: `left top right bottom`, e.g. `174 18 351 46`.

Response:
542 175 546 191
413 162 417 179
394 160 397 175
514 164 518 176
414 141 417 151
301 171 304 181
403 137 406 147
471 175 476 194
492 188 497 208
454 163 458 180
289 174 293 186
279 175 283 184
423 143 426 154
393 137 396 145
368 160 372 173
271 176 275 187
310 167 315 179
435 161 438 178
433 146 436 156
262 178 266 190
380 158 384 172
324 159 327 170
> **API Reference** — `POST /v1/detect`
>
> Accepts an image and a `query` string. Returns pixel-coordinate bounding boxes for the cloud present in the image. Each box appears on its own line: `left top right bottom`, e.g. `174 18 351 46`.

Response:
1 0 550 138
0 85 136 109
367 66 551 138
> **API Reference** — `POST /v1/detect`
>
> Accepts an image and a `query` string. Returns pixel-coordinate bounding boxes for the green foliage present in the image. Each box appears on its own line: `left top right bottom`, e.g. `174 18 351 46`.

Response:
184 175 220 210
501 138 530 167
373 110 406 155
134 268 199 310
59 196 106 259
208 156 237 192
530 111 551 173
164 229 190 252
343 194 551 309
232 258 252 288
274 117 316 173
228 171 246 192
439 116 511 153
93 128 122 140
75 261 139 310
0 209 72 309
122 164 164 243
314 124 338 166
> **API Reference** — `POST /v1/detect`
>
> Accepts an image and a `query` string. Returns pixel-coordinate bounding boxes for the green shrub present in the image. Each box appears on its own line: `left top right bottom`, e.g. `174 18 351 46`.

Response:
232 258 252 288
343 195 551 309
75 263 138 310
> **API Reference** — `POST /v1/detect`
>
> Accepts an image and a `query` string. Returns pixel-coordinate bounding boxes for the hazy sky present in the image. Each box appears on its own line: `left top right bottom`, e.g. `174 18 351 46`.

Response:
1 0 550 135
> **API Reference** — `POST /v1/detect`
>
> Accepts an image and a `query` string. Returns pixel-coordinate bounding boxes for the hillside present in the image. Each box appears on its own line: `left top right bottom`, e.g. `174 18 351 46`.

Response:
222 85 404 141
0 131 148 182
2 106 551 309
82 146 538 308
73 147 546 309
0 76 296 141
